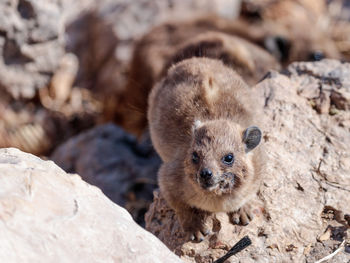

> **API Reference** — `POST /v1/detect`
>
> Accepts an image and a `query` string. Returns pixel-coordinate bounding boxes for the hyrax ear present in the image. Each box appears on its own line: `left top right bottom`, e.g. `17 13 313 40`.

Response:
243 126 262 153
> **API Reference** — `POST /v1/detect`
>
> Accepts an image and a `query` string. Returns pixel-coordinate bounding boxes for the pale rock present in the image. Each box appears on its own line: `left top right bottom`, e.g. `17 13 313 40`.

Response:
0 148 182 263
0 0 65 99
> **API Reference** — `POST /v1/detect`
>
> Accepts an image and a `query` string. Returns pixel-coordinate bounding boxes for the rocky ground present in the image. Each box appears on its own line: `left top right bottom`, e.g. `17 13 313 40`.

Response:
1 0 350 262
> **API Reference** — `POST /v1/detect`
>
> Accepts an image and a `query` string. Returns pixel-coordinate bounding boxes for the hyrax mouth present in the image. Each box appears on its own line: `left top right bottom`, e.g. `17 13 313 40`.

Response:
198 172 236 193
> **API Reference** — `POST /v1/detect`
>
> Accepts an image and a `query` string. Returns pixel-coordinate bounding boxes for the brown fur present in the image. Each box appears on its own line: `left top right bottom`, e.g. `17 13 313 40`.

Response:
165 32 280 86
120 10 340 136
121 17 280 135
148 58 265 239
241 0 341 63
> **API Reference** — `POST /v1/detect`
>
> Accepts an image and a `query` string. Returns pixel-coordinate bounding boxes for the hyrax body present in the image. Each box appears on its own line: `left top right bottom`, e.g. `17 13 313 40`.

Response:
121 12 340 136
122 21 280 136
148 57 264 240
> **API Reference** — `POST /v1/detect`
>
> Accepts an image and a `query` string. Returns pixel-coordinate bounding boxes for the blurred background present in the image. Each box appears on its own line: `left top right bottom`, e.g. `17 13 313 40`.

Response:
1 0 350 226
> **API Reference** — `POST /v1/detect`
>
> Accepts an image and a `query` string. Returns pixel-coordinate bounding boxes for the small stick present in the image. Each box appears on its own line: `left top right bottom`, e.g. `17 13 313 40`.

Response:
213 236 252 263
314 240 345 263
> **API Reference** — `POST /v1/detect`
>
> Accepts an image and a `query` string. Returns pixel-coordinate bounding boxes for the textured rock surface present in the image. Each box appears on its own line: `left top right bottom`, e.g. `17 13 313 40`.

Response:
0 0 65 99
0 0 101 156
145 59 350 262
0 148 182 263
51 124 161 225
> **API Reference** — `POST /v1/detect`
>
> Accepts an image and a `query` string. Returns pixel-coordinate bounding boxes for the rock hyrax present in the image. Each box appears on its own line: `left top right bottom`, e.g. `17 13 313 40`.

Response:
148 57 265 240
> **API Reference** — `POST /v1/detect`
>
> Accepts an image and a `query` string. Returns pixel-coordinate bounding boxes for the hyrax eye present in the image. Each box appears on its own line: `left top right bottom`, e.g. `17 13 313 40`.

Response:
192 152 200 164
222 153 234 165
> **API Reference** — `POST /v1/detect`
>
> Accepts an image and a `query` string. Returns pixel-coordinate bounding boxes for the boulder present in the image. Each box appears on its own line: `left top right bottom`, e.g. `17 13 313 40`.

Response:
51 124 161 225
0 0 99 156
145 59 350 262
0 0 65 99
0 147 182 263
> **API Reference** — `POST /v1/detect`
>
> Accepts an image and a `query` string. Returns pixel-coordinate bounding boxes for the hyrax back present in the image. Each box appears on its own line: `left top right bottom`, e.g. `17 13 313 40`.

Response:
148 57 264 240
120 16 281 136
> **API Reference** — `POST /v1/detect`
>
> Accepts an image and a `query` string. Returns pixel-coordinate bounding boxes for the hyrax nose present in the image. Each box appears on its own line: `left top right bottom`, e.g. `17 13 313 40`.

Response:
200 168 213 180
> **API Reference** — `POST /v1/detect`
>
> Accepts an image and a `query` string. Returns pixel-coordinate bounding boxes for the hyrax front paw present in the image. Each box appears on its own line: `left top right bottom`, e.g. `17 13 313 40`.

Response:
228 204 254 226
177 208 212 242
188 222 212 242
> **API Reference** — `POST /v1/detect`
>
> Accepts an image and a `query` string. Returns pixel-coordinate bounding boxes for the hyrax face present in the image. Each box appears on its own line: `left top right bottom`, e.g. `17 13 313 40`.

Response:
184 119 261 196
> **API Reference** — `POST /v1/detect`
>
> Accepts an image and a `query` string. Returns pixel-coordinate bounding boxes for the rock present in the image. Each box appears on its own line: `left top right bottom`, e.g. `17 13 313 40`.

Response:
330 89 350 111
145 59 350 262
288 59 350 114
0 147 182 263
0 91 100 156
0 0 102 156
0 0 65 99
0 107 54 156
51 124 161 225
